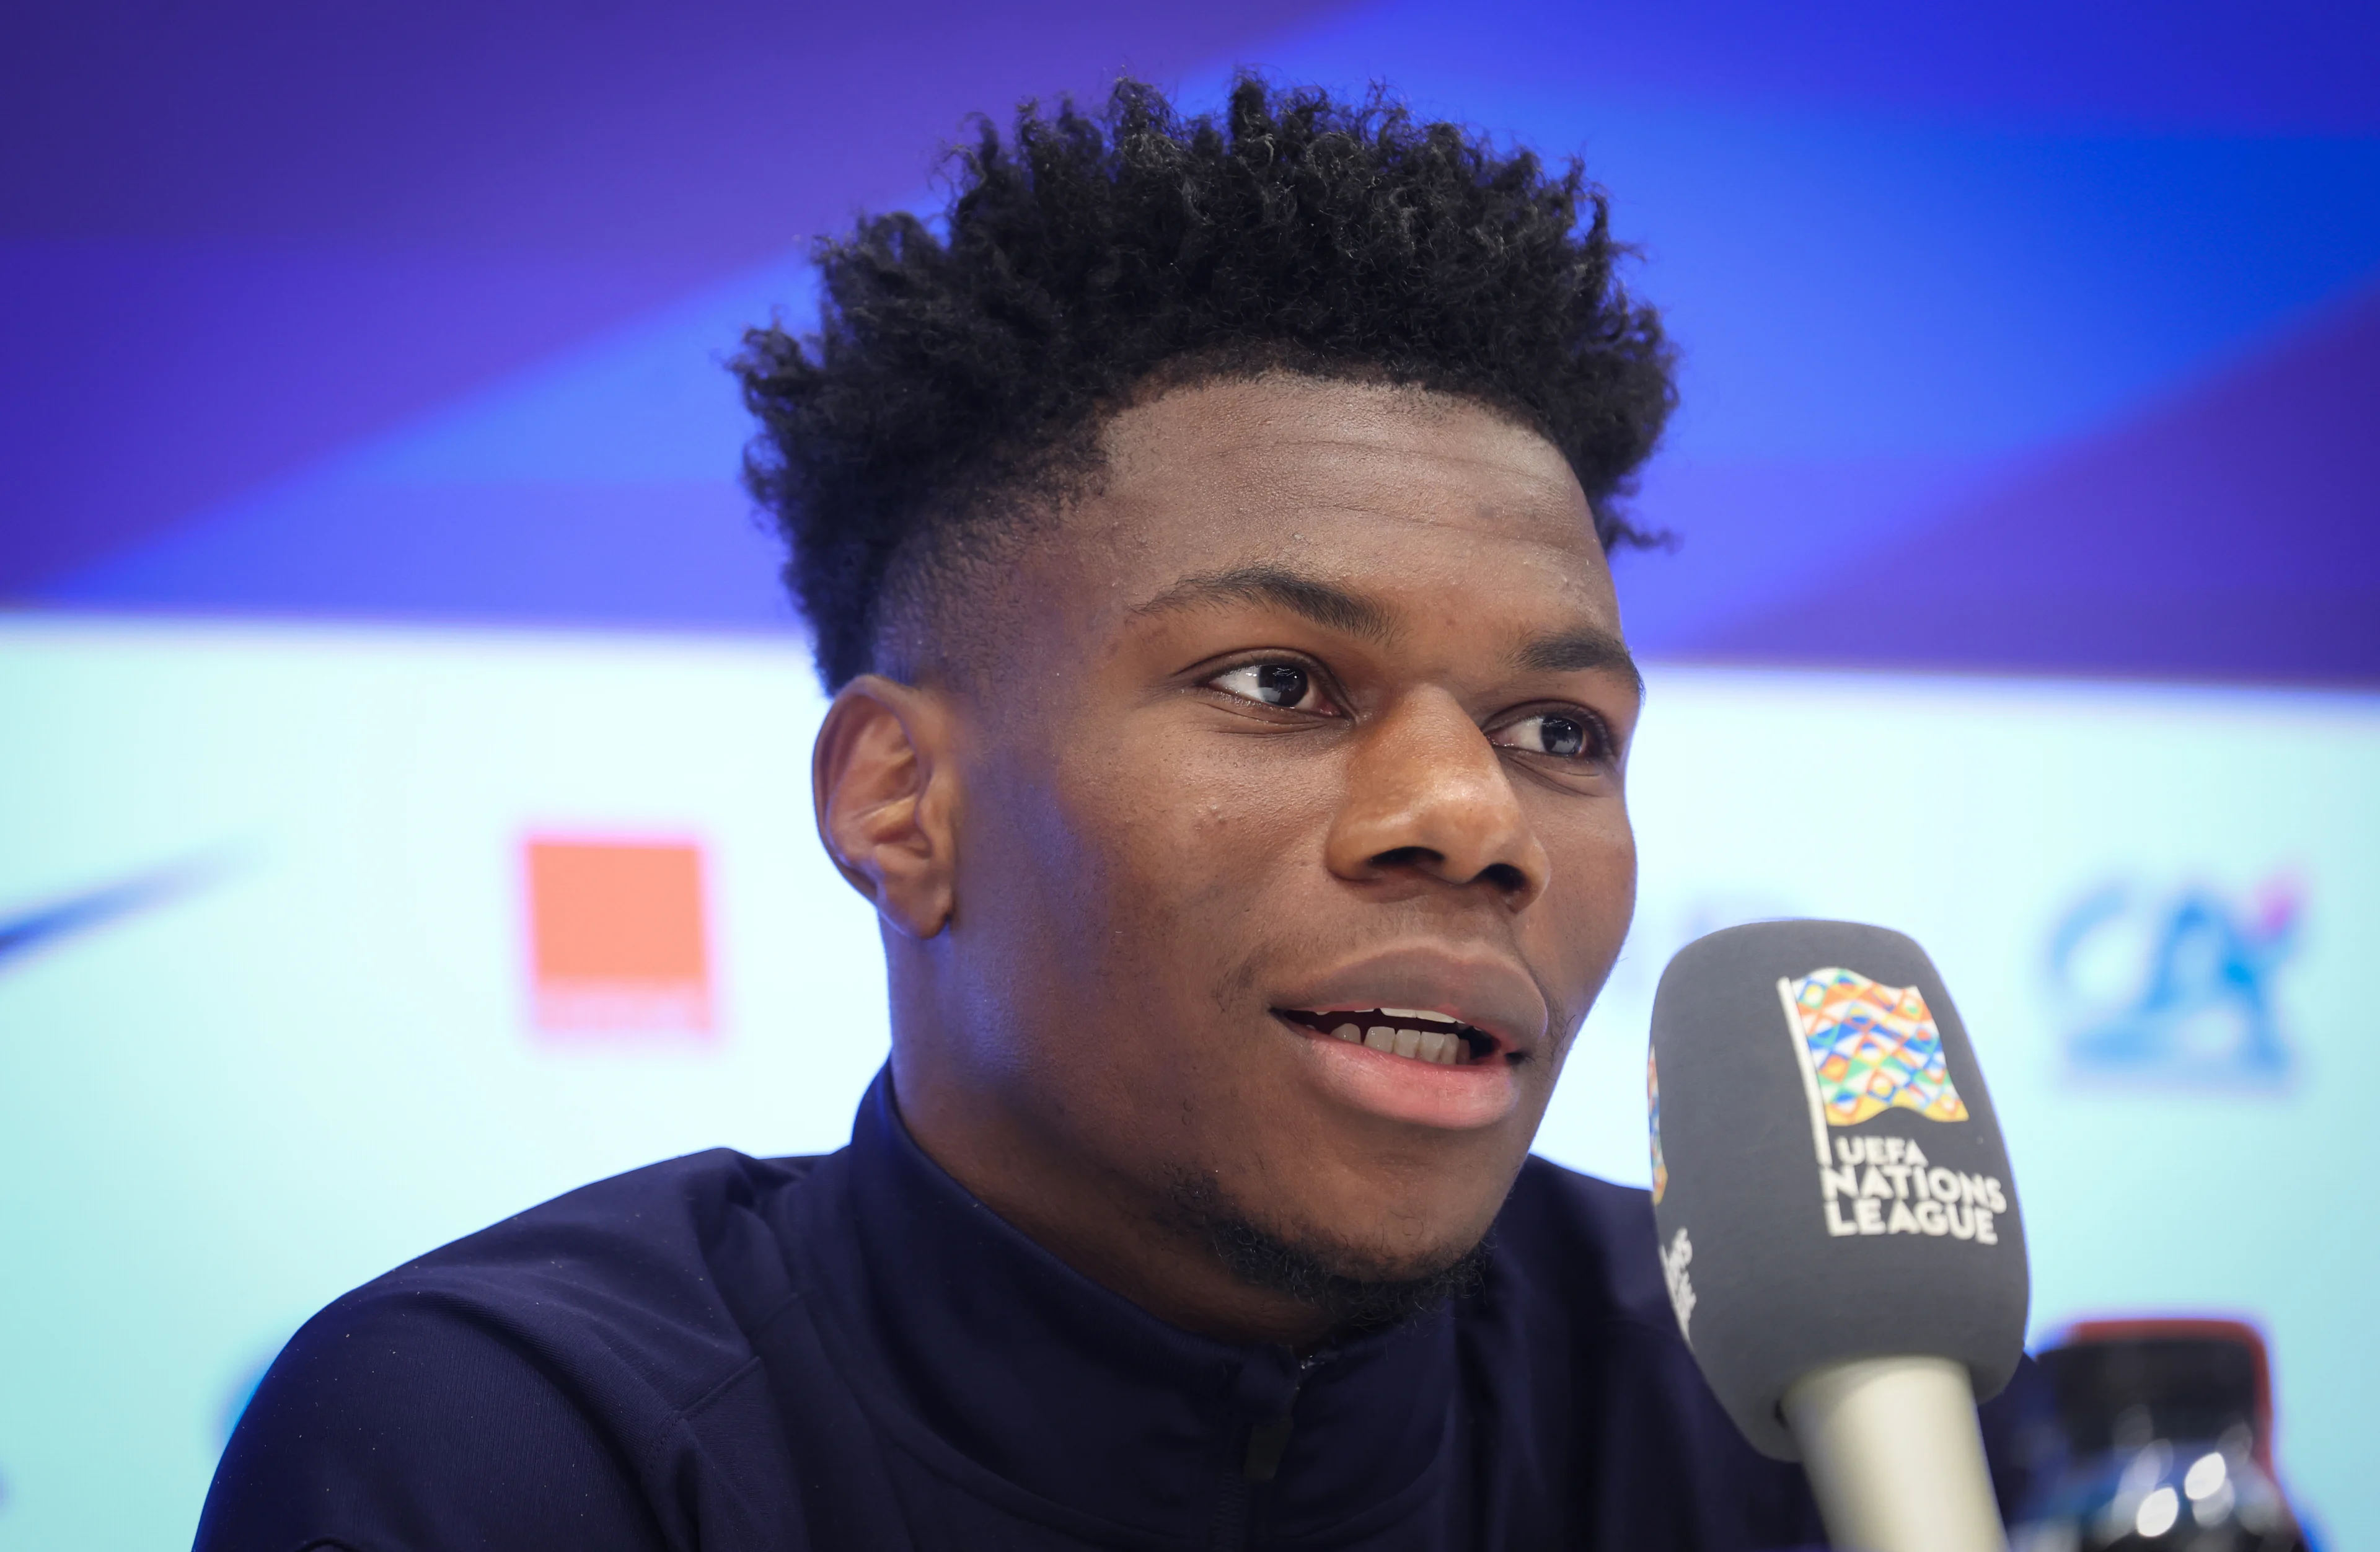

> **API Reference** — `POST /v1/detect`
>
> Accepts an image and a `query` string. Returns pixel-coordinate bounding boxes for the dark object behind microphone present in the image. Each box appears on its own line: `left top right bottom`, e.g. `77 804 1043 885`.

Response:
1648 919 2029 1459
2009 1320 2312 1552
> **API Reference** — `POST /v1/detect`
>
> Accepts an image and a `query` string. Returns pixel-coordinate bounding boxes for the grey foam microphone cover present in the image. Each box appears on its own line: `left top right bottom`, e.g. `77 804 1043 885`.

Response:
1647 920 2029 1460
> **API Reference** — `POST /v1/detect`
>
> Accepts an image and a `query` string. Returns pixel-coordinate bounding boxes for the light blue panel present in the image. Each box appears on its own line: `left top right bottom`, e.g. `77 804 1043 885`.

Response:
5 623 2373 1545
0 618 885 1547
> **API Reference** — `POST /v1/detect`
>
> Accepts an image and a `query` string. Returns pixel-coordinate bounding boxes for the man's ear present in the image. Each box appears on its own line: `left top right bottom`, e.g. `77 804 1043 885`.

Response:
811 674 959 940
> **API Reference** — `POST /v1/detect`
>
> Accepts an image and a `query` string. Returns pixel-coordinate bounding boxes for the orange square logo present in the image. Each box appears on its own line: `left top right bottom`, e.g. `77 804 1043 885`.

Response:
522 836 714 1039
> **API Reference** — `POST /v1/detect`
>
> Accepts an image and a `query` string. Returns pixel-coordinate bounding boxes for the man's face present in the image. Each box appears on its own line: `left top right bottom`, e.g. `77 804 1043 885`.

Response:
878 374 1639 1329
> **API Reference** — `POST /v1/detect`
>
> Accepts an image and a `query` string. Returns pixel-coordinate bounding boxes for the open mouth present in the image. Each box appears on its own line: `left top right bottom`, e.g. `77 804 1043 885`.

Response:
1276 1007 1498 1068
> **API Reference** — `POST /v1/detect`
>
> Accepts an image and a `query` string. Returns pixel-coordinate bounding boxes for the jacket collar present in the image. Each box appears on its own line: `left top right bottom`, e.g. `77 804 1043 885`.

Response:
782 1069 1462 1543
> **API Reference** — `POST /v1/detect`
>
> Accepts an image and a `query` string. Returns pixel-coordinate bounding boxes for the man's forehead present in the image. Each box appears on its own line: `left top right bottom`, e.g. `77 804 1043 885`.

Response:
1081 376 1609 574
1002 375 1628 671
1098 375 1590 518
1085 506 1621 651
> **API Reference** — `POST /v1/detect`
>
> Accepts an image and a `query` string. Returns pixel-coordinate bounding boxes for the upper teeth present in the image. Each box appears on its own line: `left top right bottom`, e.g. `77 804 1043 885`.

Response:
1379 1007 1458 1025
1326 1013 1468 1066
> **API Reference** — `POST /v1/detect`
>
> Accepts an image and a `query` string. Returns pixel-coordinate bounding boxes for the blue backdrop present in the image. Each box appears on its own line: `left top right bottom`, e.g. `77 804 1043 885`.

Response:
3 2 2374 1545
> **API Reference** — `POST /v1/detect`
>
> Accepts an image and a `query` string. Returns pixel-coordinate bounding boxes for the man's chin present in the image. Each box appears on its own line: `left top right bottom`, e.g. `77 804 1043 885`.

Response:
1160 1170 1491 1336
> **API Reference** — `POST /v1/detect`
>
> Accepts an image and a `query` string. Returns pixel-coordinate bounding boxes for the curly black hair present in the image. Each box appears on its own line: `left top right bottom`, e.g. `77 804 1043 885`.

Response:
734 74 1675 691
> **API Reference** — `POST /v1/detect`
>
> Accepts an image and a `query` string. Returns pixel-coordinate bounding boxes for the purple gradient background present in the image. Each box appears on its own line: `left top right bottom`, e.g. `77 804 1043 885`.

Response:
5 0 2376 682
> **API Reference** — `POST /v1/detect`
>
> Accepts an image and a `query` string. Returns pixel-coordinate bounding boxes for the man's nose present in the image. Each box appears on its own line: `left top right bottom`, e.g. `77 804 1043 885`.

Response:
1321 689 1550 909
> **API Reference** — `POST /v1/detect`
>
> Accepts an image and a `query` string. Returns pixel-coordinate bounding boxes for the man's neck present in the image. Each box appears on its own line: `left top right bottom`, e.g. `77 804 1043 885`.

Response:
889 1047 1336 1347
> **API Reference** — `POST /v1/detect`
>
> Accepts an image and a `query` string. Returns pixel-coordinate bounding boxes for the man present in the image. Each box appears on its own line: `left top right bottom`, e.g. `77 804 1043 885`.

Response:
198 78 2036 1549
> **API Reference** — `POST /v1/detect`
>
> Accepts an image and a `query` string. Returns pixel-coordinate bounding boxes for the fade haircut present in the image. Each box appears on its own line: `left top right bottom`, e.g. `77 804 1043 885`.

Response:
733 74 1676 691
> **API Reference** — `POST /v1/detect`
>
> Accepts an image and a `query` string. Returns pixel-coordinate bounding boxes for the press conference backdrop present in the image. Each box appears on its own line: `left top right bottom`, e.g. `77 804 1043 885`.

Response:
4 625 2373 1547
7 0 2378 1546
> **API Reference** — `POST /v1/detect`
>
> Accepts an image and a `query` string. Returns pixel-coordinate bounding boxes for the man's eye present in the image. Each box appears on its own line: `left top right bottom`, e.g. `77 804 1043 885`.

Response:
1496 712 1600 760
1210 662 1322 710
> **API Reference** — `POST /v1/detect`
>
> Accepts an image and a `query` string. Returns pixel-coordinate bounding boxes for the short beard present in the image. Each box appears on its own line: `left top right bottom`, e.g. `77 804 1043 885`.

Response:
1160 1171 1491 1336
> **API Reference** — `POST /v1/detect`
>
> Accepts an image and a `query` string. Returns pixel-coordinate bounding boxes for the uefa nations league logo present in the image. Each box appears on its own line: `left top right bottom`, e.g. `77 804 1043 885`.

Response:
2048 875 2301 1085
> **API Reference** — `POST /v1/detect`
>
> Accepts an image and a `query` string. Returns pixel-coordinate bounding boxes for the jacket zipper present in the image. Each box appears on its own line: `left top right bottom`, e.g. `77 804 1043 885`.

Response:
1213 1350 1333 1551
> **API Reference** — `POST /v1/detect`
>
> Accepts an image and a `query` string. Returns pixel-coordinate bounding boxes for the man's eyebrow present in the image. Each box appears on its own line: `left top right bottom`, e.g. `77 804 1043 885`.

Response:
1516 627 1646 701
1129 565 1399 644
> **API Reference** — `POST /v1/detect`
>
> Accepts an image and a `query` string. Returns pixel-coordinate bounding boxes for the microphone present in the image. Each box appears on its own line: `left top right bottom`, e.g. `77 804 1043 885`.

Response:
1647 920 2028 1552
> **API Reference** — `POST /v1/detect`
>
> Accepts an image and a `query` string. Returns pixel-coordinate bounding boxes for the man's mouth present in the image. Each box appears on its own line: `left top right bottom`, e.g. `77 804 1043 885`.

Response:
1276 1007 1497 1067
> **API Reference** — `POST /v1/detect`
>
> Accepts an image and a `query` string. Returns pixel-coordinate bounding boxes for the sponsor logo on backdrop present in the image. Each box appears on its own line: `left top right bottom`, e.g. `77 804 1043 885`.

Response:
0 855 225 976
2049 876 2301 1085
1779 968 2008 1243
522 836 715 1041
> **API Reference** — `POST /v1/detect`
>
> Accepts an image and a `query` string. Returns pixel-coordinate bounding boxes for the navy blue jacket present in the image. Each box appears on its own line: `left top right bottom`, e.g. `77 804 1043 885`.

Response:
198 1072 2036 1549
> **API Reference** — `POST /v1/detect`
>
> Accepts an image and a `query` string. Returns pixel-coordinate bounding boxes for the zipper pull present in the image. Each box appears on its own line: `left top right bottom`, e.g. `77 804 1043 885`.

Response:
1241 1350 1331 1483
1242 1409 1295 1483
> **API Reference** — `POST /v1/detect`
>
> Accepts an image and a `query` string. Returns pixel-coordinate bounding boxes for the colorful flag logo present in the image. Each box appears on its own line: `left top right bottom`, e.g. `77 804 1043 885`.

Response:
1782 967 1967 1125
